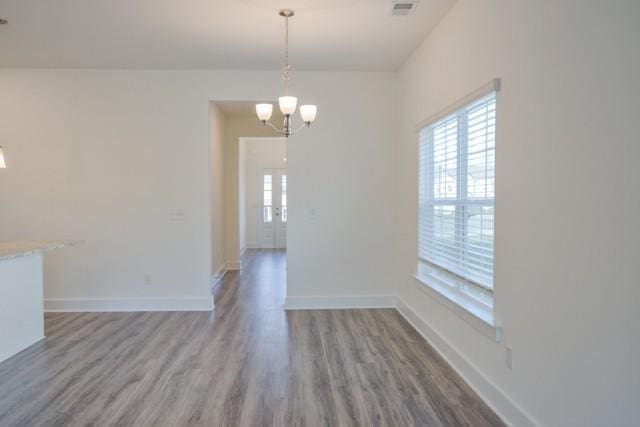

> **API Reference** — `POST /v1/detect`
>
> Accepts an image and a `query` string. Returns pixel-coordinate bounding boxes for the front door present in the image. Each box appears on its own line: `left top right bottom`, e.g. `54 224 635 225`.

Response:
260 169 287 248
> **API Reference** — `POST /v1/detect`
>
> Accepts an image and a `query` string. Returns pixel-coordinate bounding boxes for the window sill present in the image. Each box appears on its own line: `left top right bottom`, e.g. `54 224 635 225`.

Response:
413 274 502 342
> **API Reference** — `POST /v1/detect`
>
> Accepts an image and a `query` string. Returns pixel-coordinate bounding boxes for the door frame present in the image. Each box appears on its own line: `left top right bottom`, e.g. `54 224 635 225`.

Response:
239 137 287 251
259 168 287 249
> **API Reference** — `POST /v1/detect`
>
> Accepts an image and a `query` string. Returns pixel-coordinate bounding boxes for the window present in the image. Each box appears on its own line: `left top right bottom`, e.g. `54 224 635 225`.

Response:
418 91 496 309
263 174 272 223
281 174 287 222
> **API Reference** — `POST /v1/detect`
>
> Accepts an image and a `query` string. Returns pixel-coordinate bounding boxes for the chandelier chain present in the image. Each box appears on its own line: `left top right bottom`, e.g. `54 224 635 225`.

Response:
283 14 290 94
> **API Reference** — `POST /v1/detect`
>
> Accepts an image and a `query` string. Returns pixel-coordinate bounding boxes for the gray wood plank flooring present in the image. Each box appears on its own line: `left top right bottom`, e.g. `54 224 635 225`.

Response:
0 249 504 426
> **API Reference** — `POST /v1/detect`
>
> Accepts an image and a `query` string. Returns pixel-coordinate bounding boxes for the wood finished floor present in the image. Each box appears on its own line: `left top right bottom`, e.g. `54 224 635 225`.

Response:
0 249 504 426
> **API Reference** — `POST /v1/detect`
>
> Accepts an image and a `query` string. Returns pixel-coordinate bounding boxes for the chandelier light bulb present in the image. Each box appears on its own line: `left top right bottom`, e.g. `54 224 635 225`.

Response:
300 105 317 124
278 96 297 115
256 103 273 122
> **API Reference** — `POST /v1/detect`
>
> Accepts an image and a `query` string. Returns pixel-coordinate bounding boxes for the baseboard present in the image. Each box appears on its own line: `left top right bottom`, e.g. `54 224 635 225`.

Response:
211 263 228 286
44 296 214 312
284 295 396 310
226 260 242 270
395 297 538 427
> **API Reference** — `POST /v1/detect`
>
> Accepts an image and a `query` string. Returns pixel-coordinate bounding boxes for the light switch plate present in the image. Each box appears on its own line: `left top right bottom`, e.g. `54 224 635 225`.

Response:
169 209 185 222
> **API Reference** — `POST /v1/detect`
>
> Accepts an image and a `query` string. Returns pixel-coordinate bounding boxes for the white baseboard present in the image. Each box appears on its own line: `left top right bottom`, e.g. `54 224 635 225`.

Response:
226 260 242 270
284 295 396 310
211 263 228 286
395 297 538 427
245 243 283 250
45 296 214 312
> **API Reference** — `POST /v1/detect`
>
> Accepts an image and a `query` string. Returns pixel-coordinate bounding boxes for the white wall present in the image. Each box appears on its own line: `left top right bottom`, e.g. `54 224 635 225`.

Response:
394 1 640 426
243 138 287 248
285 73 397 307
209 103 226 276
0 69 397 310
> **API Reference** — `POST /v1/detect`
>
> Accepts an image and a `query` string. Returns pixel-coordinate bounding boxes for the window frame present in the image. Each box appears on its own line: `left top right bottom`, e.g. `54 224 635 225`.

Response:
416 79 500 321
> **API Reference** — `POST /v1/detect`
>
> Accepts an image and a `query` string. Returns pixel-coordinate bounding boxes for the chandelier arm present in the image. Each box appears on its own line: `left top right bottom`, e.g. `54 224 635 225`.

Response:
264 121 286 135
291 122 308 135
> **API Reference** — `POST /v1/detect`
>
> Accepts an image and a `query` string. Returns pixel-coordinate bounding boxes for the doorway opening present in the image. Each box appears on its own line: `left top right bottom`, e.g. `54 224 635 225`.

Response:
209 101 288 304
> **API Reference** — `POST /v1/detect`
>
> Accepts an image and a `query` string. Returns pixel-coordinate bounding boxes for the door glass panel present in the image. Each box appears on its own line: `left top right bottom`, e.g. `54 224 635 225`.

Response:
281 174 287 222
263 174 272 223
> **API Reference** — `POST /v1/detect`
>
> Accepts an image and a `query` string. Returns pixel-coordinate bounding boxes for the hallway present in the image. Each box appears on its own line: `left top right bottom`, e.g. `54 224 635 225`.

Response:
0 249 503 426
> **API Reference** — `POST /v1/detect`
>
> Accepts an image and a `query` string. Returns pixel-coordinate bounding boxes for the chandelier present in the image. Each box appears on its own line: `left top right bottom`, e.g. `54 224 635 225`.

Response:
255 9 317 137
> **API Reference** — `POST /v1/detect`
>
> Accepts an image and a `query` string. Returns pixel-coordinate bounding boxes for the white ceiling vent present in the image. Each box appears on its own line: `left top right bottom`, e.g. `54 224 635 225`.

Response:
391 0 419 16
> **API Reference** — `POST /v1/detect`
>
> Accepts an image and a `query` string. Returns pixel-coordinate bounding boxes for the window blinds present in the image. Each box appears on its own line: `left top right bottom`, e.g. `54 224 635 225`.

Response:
419 92 496 292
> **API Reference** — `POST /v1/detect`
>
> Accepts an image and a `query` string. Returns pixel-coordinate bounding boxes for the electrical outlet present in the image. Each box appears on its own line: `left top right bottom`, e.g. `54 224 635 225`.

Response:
505 346 513 370
144 274 153 286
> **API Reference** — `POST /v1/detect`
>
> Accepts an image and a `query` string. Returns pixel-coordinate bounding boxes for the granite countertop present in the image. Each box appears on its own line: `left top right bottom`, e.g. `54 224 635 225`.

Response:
0 241 80 261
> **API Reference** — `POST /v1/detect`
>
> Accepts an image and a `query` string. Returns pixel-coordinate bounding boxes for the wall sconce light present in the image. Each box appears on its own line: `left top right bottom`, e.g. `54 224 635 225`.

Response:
0 146 6 169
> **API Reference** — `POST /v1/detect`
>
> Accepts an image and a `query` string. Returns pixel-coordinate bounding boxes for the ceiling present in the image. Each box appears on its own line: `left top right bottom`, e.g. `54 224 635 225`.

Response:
0 0 455 71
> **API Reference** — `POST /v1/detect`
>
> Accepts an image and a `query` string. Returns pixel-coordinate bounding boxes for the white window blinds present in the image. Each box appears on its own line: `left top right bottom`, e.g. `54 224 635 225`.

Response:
419 92 496 298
